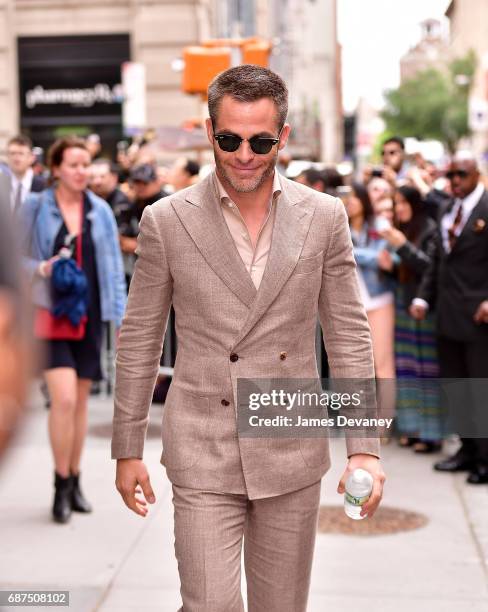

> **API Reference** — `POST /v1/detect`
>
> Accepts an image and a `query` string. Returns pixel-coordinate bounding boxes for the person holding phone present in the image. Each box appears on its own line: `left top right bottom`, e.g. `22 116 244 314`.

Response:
345 183 397 380
377 186 443 453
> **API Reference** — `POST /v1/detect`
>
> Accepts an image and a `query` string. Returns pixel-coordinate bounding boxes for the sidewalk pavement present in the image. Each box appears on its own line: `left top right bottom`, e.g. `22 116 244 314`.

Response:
1 391 488 612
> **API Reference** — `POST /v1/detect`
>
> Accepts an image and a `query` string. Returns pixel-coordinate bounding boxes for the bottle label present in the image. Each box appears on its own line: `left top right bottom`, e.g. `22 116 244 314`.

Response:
345 491 370 506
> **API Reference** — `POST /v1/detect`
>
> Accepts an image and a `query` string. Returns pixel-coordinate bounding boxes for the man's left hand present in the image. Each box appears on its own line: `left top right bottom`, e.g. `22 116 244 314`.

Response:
337 454 386 518
473 300 488 324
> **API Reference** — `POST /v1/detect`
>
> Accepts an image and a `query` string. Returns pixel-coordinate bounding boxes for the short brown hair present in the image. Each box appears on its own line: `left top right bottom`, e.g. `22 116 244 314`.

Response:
47 136 88 171
208 65 288 130
8 134 33 149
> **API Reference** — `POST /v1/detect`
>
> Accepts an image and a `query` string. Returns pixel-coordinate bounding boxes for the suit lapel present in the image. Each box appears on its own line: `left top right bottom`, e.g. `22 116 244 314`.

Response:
231 180 317 347
171 173 257 308
453 190 488 249
172 173 317 340
448 189 488 255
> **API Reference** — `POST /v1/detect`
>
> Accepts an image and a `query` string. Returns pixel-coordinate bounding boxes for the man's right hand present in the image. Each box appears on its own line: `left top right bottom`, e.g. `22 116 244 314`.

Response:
115 458 156 517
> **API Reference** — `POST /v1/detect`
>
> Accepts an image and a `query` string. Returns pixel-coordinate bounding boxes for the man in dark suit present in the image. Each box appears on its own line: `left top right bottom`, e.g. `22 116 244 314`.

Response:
6 135 46 214
412 154 488 484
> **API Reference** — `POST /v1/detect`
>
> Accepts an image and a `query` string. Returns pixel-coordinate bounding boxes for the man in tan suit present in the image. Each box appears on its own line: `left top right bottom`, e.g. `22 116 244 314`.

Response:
112 65 386 611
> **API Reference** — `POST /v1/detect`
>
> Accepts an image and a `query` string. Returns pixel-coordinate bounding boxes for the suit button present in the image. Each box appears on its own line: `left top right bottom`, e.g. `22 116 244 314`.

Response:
280 351 287 360
221 399 230 406
230 353 239 362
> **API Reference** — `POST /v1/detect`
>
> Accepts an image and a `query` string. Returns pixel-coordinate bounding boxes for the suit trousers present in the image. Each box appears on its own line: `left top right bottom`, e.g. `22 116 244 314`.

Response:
173 480 322 612
437 335 488 462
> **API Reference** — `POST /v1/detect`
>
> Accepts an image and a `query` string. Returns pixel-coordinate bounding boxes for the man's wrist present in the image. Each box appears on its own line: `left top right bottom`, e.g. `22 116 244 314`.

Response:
348 452 380 460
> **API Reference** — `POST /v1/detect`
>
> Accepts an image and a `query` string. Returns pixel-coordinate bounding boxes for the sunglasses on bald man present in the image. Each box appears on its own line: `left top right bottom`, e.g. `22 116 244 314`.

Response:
446 169 469 179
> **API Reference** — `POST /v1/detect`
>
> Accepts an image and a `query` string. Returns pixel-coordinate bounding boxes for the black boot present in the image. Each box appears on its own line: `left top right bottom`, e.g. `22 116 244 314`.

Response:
70 472 92 513
52 472 73 524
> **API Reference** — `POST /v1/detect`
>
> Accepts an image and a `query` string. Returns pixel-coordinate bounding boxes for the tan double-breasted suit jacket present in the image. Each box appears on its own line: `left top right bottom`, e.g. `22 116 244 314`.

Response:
112 172 379 499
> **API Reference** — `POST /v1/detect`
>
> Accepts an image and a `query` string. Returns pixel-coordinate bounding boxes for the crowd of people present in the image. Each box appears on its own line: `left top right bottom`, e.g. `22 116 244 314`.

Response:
297 137 488 485
0 133 202 522
1 126 487 524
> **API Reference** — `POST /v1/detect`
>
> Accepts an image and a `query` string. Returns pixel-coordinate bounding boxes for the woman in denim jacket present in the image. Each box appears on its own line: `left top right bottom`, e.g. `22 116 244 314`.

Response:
18 137 126 524
345 183 398 430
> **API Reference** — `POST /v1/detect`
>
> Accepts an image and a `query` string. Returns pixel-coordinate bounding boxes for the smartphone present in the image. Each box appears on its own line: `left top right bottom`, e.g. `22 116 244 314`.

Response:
375 216 391 232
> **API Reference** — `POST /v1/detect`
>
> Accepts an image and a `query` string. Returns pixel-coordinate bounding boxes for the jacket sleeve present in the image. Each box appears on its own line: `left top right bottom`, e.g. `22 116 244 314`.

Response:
415 229 440 306
105 205 127 326
318 200 380 459
395 241 431 275
111 204 173 459
17 193 43 281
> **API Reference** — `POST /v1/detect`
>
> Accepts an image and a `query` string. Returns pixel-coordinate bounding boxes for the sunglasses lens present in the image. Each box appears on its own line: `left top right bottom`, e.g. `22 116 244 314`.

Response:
215 134 279 154
216 135 241 152
447 170 468 179
249 138 275 154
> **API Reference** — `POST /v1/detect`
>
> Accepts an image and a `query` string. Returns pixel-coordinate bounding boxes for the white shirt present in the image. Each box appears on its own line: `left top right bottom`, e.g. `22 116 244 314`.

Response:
214 172 281 290
10 168 34 212
441 181 484 253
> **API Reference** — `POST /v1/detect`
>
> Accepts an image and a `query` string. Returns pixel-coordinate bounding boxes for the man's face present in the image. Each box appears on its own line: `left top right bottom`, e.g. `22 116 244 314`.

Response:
382 142 405 172
132 180 160 201
168 159 191 191
89 163 117 198
7 144 34 177
206 95 290 194
447 160 480 199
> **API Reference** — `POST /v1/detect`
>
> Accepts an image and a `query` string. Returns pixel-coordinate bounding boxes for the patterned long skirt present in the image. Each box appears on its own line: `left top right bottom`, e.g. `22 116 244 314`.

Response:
394 288 445 441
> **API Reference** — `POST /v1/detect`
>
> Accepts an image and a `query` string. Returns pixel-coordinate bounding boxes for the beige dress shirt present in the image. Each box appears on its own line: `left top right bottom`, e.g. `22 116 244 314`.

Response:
214 172 282 289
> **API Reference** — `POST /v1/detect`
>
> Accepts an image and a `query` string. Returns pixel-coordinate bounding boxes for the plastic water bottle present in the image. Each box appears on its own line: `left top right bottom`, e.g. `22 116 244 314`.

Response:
344 468 373 520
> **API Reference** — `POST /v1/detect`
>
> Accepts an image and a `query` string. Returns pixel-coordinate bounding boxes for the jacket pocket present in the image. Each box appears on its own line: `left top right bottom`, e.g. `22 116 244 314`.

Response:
299 437 330 467
293 250 324 275
161 385 210 471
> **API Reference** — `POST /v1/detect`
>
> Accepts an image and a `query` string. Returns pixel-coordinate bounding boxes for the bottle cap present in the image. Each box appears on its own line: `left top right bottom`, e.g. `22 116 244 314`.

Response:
352 468 372 485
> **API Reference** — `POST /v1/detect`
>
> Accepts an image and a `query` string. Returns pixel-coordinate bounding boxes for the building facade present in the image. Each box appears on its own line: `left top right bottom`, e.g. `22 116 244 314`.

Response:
445 0 488 160
264 0 342 162
400 19 449 84
0 0 342 162
0 0 205 153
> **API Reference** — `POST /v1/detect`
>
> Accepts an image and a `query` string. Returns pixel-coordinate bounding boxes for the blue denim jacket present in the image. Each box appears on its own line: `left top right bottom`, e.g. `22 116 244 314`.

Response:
18 188 127 326
351 223 397 297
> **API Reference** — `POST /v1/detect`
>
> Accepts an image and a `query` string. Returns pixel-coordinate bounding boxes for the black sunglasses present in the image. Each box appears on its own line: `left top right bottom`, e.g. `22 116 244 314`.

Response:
446 169 469 179
214 128 282 155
